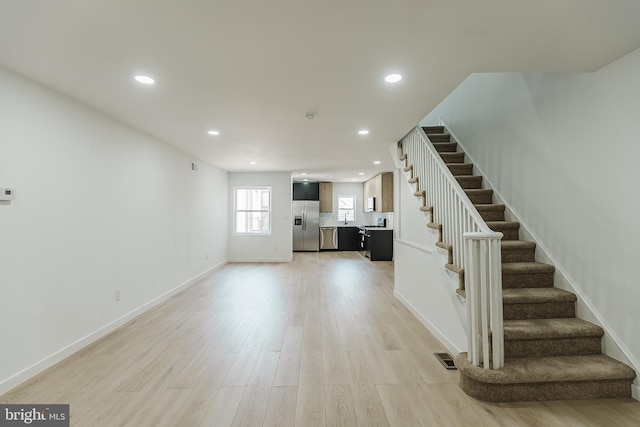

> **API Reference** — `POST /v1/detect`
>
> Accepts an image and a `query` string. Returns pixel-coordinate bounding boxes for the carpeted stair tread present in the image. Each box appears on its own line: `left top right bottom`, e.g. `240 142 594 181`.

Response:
445 263 463 282
502 262 555 274
465 188 493 195
428 133 451 142
455 354 636 384
486 221 520 240
465 188 493 204
502 287 577 320
476 205 506 221
422 126 444 134
433 142 457 152
455 175 483 189
447 163 474 175
503 318 604 340
502 262 555 288
476 204 505 218
502 318 604 358
440 152 466 163
501 240 536 262
487 221 520 229
436 242 453 264
501 240 536 250
435 241 452 251
475 204 505 211
502 287 576 304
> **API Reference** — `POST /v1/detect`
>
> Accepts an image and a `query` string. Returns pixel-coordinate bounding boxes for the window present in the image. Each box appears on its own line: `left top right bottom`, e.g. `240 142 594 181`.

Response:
337 195 356 222
235 187 271 234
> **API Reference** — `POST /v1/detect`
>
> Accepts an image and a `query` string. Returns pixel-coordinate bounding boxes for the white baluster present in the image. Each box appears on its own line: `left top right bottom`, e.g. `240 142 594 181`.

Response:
400 126 504 370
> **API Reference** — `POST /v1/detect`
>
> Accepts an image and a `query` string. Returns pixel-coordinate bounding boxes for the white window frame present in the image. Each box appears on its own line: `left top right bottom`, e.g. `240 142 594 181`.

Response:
234 186 272 235
337 195 356 223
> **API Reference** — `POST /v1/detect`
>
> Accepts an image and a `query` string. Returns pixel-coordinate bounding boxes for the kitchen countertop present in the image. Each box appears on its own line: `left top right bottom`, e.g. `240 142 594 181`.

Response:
319 225 394 230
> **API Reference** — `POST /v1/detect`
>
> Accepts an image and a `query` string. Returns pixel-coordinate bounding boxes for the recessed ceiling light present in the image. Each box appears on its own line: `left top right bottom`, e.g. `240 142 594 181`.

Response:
134 74 155 85
358 130 369 135
207 130 220 136
384 73 402 83
374 161 381 165
249 161 257 165
301 172 307 176
358 172 364 176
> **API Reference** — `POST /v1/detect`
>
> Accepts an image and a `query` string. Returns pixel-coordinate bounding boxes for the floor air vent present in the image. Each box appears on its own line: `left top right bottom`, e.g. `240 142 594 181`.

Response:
434 352 457 370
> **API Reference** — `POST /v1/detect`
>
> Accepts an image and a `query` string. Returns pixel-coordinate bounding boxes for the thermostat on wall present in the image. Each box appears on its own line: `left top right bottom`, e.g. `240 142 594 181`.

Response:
0 188 15 201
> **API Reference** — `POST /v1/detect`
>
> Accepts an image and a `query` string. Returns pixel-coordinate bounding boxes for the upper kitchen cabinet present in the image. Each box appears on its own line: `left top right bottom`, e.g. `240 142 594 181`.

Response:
319 182 333 213
363 172 393 212
293 182 319 200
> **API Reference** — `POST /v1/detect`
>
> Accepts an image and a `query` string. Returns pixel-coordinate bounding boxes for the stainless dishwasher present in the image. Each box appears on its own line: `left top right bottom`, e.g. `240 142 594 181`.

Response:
319 227 338 250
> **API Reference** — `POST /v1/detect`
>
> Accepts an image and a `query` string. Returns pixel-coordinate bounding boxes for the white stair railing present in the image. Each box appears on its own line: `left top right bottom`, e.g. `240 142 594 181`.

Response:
399 125 504 369
464 232 504 369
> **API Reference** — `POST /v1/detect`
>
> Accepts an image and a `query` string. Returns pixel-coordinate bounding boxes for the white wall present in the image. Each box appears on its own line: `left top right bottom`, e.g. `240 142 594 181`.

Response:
421 48 640 372
227 172 292 262
0 67 228 394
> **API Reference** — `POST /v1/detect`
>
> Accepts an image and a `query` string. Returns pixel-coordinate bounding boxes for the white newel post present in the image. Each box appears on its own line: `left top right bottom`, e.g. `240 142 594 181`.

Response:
464 232 504 369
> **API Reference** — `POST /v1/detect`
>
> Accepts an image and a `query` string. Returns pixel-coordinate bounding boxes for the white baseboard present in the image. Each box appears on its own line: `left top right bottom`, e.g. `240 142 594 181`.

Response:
632 383 640 401
228 256 293 263
393 289 462 356
0 261 226 396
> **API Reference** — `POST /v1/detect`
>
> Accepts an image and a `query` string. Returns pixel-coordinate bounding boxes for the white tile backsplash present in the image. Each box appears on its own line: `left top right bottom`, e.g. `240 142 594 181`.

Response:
319 211 393 228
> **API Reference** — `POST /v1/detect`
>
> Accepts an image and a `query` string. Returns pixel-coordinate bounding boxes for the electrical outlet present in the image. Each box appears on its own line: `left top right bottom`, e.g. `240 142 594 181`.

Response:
0 188 15 201
115 290 120 301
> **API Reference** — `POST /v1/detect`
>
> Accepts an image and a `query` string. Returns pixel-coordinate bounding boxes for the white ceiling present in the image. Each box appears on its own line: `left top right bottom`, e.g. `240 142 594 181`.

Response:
1 0 639 182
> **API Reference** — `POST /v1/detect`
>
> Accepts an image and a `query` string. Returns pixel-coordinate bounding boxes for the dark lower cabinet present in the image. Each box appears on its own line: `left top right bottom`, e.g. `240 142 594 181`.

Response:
337 227 360 251
365 229 393 261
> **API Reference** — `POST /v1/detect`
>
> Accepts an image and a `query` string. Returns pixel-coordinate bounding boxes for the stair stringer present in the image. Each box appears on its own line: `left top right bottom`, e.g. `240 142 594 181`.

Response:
392 144 450 260
439 117 640 398
394 140 465 287
388 142 468 355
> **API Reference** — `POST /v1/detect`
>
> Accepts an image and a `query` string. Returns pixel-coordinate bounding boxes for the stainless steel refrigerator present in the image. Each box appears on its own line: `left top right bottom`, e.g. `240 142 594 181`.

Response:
293 200 319 251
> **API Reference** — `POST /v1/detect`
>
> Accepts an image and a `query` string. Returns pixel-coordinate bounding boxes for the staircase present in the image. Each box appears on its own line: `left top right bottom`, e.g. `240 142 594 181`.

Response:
399 125 636 402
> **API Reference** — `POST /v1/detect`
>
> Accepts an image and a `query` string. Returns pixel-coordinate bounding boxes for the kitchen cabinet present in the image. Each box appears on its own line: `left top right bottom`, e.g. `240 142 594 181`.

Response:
363 177 378 211
319 182 333 213
363 172 393 212
364 228 393 261
293 182 319 200
337 227 360 251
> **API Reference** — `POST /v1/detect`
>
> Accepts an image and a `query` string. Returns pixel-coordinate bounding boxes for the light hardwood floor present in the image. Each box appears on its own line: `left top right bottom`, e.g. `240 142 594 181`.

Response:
2 252 639 426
